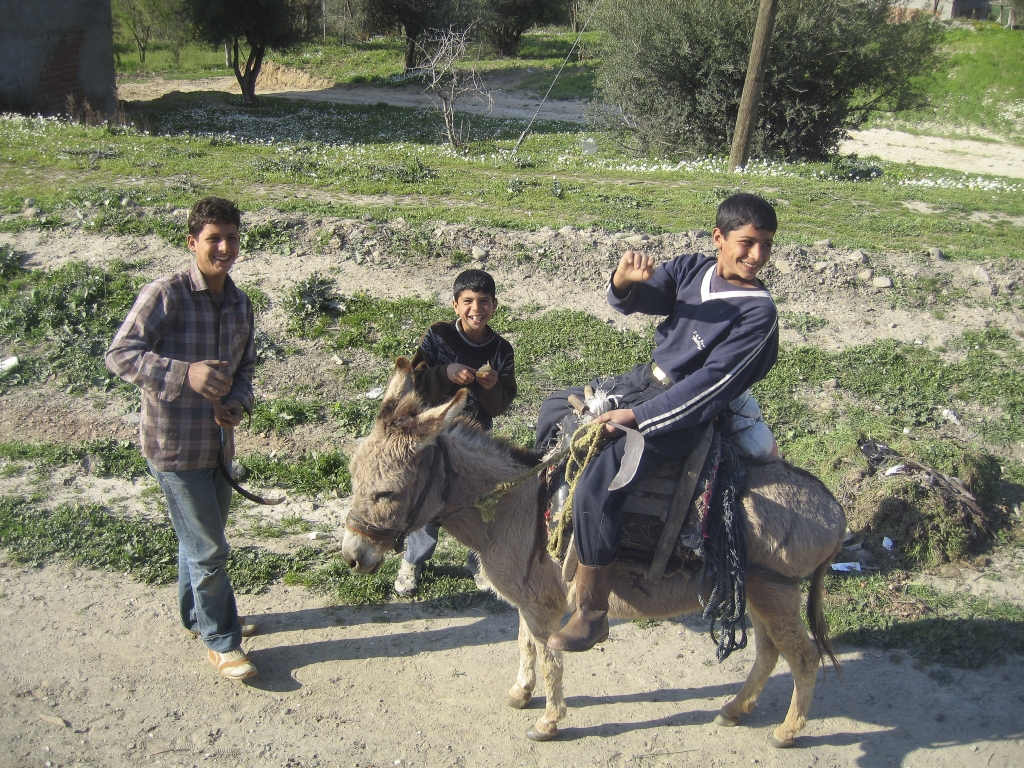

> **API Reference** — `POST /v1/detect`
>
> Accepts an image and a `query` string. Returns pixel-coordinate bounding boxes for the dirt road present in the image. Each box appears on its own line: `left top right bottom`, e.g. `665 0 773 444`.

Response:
118 72 1023 179
3 561 1023 768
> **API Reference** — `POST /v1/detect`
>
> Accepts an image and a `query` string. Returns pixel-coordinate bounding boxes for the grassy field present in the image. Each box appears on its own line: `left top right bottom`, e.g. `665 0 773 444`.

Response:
114 40 232 79
868 22 1024 144
1 100 1022 261
115 31 600 100
113 22 1024 147
3 37 1024 670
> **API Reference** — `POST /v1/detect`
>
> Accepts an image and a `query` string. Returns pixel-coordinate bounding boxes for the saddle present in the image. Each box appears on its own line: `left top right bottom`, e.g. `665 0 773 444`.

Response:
556 421 720 584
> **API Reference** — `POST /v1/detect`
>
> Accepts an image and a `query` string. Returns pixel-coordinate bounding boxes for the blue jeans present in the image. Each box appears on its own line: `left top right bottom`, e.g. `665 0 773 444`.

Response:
149 463 242 653
404 523 480 573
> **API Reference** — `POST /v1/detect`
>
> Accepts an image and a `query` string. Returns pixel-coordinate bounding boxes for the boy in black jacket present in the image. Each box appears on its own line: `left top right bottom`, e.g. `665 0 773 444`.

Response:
539 193 780 652
394 269 517 595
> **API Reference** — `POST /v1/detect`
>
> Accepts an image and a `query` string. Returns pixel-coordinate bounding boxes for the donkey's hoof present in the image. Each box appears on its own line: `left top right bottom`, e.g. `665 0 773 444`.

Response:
715 713 739 727
507 694 532 710
769 734 795 749
526 725 558 742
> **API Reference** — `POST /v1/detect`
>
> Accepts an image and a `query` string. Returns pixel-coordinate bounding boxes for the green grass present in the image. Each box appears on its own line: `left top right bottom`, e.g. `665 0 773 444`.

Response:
871 23 1024 144
0 440 148 479
3 102 1023 261
779 311 828 335
249 396 325 436
0 259 145 394
265 31 601 99
0 494 499 608
242 450 352 496
825 574 1024 668
115 42 231 79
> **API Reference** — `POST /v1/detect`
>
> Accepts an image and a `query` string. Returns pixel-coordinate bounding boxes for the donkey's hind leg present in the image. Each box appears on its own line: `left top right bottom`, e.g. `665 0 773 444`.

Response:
717 610 779 727
745 579 822 748
508 612 537 709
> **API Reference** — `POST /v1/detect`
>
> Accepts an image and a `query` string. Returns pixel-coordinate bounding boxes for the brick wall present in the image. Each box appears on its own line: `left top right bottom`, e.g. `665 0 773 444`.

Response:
0 0 117 117
37 30 86 114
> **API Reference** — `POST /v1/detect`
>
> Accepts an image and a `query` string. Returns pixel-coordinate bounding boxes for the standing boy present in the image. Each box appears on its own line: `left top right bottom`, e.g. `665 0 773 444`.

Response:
106 197 259 680
536 193 780 652
394 269 517 595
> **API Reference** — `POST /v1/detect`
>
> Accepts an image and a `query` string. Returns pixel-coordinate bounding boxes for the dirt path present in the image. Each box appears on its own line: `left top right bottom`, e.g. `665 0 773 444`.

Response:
116 70 588 125
3 561 1022 768
839 128 1024 180
119 72 1024 178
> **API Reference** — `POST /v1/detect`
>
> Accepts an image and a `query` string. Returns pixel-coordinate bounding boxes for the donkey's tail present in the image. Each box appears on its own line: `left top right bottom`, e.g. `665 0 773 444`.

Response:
807 545 842 678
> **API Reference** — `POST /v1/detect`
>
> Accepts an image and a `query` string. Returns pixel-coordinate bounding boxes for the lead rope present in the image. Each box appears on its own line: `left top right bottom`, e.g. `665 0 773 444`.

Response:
475 420 607 523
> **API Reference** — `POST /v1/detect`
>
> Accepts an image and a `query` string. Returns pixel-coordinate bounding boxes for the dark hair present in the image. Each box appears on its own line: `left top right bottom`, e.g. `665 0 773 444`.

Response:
453 269 496 300
188 196 242 237
715 193 777 236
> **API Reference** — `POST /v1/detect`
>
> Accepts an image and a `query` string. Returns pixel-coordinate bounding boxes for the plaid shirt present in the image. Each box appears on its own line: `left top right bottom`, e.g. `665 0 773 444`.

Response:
106 262 256 472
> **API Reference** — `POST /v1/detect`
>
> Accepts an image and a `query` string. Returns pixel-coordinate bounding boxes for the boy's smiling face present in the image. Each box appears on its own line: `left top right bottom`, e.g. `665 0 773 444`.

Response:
452 288 496 340
188 221 240 290
713 223 774 288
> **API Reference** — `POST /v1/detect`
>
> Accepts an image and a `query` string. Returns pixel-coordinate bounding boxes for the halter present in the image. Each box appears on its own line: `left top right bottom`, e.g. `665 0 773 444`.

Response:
344 438 454 552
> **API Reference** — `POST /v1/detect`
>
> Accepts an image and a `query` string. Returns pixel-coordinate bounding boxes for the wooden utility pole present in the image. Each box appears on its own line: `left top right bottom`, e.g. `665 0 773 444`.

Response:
728 0 781 172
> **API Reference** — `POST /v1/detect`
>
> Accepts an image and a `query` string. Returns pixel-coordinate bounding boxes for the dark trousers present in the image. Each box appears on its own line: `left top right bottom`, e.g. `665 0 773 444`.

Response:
536 364 703 567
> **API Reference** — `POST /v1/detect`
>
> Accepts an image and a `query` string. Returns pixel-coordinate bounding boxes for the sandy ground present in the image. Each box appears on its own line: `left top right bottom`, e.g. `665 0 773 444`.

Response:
3 562 1023 768
839 129 1024 180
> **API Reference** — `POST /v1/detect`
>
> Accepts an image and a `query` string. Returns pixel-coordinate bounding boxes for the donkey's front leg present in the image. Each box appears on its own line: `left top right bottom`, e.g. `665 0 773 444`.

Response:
508 612 537 709
520 603 567 742
526 642 565 741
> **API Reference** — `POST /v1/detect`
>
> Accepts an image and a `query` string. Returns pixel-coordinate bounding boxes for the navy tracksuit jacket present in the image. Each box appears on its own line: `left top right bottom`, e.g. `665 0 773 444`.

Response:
535 254 779 566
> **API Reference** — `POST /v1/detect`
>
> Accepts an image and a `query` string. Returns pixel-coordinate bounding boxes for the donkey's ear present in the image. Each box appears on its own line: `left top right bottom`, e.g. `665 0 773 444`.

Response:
380 357 415 417
415 388 469 443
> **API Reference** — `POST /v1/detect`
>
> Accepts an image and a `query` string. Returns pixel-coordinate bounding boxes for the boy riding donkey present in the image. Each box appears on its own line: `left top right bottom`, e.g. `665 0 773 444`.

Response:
537 193 780 653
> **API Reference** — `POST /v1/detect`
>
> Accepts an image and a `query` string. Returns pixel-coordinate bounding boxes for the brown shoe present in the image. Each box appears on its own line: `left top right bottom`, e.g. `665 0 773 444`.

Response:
547 563 614 652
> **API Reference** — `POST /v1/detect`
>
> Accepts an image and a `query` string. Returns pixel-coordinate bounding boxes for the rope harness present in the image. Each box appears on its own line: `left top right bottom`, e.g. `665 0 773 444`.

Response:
344 440 453 552
546 422 609 559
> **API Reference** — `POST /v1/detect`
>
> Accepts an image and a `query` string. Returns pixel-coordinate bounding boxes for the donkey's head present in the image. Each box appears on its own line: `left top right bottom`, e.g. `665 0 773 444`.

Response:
341 357 467 573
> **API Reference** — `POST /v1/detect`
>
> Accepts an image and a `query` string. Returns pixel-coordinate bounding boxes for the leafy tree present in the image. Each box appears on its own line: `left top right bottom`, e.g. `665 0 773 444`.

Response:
185 0 320 103
477 0 570 57
594 0 944 160
359 0 469 70
116 0 159 63
153 0 193 67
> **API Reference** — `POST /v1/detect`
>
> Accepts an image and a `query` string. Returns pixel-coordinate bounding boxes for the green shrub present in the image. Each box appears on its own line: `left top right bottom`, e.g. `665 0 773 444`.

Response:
282 272 340 327
594 0 944 158
478 0 571 57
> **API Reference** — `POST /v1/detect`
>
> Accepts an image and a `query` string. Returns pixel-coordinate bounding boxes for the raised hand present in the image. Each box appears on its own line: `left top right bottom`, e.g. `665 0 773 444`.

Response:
612 250 656 292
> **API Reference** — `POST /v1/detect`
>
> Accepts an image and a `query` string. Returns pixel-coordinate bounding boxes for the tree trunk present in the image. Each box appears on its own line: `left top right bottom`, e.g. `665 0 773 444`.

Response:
230 38 266 105
224 42 231 69
404 27 419 71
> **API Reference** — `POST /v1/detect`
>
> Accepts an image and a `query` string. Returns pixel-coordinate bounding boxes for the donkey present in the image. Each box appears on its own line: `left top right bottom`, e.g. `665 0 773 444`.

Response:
342 359 847 747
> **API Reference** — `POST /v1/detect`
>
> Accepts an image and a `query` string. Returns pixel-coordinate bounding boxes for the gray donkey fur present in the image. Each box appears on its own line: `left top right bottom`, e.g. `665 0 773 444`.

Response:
342 358 847 747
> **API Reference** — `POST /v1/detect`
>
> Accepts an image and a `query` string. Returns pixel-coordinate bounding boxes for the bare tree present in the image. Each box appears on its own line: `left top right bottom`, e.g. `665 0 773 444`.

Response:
415 27 493 147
